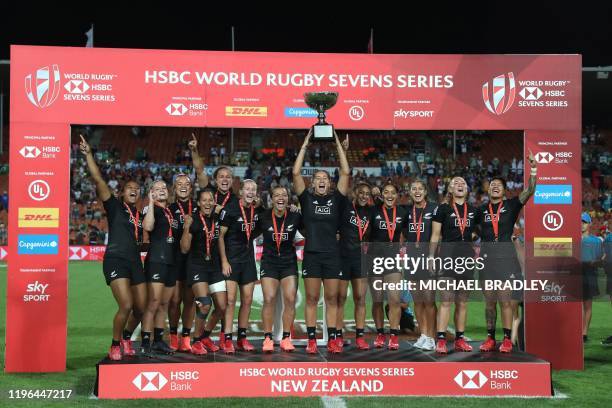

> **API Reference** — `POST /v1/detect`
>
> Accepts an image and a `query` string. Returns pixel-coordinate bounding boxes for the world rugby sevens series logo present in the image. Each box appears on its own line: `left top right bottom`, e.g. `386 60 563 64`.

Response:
482 72 515 115
25 65 61 108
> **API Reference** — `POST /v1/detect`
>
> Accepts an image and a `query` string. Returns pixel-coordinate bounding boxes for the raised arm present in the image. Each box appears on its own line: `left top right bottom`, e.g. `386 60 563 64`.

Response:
189 133 209 189
143 189 156 232
335 132 351 196
292 129 312 196
519 149 537 205
180 215 193 254
80 135 111 202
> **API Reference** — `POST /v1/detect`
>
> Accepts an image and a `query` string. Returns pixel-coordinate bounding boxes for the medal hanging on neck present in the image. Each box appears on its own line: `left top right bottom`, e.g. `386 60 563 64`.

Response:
382 205 397 242
200 213 214 261
488 201 503 242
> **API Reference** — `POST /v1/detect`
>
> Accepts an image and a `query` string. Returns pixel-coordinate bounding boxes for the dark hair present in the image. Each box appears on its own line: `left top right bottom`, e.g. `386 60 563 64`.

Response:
489 176 507 190
270 185 289 197
213 166 233 180
197 188 215 202
120 179 139 192
410 178 429 198
353 182 372 192
313 170 331 179
381 181 399 194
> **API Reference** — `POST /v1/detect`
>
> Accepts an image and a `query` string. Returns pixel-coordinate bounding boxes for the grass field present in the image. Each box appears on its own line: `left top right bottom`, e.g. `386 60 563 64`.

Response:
1 261 612 407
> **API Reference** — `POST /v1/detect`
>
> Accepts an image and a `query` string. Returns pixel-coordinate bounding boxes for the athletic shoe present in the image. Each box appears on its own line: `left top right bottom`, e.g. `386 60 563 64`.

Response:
139 342 152 356
479 337 496 352
601 336 612 346
191 341 207 355
413 334 427 349
108 345 122 361
335 337 344 352
306 339 318 354
218 332 225 350
435 338 448 354
388 335 399 350
374 333 386 348
327 339 341 353
121 339 136 356
263 337 274 353
178 336 192 352
169 334 179 351
454 338 473 352
237 338 255 352
421 336 436 351
355 337 370 350
499 338 513 353
280 338 295 352
201 337 220 352
224 339 235 354
152 340 175 354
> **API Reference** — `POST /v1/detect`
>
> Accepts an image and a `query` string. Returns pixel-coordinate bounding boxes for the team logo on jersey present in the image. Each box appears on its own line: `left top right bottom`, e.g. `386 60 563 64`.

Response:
408 223 424 232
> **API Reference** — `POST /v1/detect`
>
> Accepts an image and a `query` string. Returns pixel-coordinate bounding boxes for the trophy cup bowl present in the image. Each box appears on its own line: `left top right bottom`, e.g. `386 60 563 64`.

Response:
304 91 338 141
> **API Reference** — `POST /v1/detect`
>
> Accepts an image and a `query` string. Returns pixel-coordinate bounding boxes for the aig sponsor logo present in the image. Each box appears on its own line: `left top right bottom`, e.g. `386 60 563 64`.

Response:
315 206 331 215
225 106 268 117
18 208 60 228
408 223 424 232
25 65 61 108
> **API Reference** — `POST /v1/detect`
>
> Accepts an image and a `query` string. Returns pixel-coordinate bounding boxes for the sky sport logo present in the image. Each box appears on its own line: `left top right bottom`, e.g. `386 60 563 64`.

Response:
454 370 488 389
482 72 516 115
25 65 61 108
225 106 268 117
132 372 168 391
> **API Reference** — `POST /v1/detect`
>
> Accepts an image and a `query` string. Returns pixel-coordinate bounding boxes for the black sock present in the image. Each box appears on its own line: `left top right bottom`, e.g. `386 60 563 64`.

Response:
307 326 316 340
141 332 152 346
436 331 446 340
327 327 336 340
282 332 291 339
122 329 133 341
238 328 247 339
390 329 400 336
170 326 178 335
455 331 464 340
154 328 164 342
487 329 496 339
377 328 385 335
336 329 343 338
111 339 120 347
503 328 512 339
203 330 212 339
225 333 233 341
182 327 191 337
356 328 365 338
264 332 273 339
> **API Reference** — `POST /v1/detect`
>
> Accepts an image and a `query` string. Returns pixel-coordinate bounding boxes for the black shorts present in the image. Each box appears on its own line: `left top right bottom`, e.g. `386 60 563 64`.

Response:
227 257 258 285
260 258 298 280
302 251 342 280
187 262 225 287
145 261 177 287
175 252 189 282
582 263 600 300
103 256 145 286
479 253 522 281
341 254 366 280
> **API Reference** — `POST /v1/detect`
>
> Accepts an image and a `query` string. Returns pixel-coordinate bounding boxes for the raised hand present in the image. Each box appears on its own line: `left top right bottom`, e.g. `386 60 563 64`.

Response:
79 134 91 155
188 133 198 152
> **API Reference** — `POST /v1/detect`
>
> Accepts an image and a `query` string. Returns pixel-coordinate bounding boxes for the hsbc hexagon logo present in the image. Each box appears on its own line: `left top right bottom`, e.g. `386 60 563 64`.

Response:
25 65 61 108
64 80 90 94
166 103 188 116
519 86 543 100
535 152 554 164
454 370 488 389
132 372 168 392
20 146 41 158
69 247 88 260
482 72 516 115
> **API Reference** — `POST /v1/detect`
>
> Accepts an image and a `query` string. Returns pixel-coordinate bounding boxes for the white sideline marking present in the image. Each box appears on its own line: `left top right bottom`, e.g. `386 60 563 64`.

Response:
321 396 347 408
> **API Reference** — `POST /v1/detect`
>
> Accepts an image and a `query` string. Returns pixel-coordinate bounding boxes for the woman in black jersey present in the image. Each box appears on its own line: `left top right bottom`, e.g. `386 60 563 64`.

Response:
259 186 302 353
293 129 350 354
368 182 409 350
337 182 372 351
218 179 261 354
140 180 180 354
180 189 225 355
403 180 437 351
80 135 146 361
429 176 481 354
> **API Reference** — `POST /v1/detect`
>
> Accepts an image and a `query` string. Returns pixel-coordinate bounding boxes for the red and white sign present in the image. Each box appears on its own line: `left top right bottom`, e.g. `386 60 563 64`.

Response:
97 361 552 398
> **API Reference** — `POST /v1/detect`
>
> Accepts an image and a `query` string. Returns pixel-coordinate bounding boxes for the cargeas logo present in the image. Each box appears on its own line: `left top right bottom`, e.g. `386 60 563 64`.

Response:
482 73 516 115
25 65 61 108
454 370 488 389
132 372 168 391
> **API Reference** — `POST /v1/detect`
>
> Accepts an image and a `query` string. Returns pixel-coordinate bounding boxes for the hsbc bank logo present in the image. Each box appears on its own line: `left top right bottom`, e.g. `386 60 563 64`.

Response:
166 103 188 116
349 105 365 121
535 151 573 164
20 145 60 159
535 152 554 164
482 72 516 115
20 146 41 158
25 65 61 108
454 370 488 389
519 86 543 100
64 80 90 94
132 372 168 391
69 247 89 260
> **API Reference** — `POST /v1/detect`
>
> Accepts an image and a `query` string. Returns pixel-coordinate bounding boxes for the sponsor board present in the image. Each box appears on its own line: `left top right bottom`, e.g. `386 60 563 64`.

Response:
17 234 59 255
18 208 60 228
533 237 572 257
534 184 572 205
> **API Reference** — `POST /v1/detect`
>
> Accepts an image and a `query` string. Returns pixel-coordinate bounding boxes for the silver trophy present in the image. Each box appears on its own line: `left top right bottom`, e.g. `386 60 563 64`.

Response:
304 91 338 141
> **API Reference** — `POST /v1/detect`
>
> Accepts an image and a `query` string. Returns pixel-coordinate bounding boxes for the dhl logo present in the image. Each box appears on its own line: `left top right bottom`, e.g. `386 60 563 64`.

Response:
18 208 59 228
225 106 268 117
533 237 572 257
